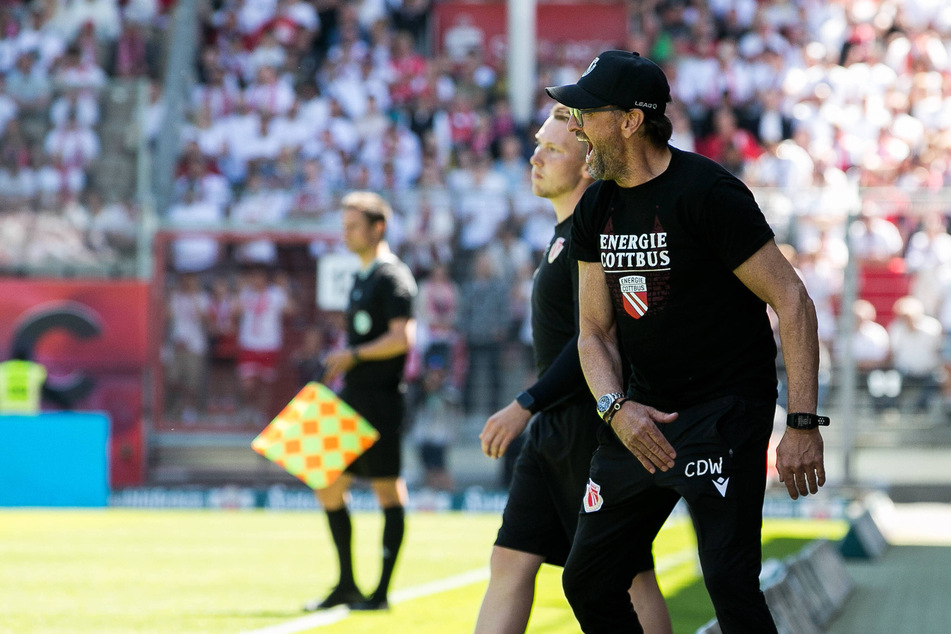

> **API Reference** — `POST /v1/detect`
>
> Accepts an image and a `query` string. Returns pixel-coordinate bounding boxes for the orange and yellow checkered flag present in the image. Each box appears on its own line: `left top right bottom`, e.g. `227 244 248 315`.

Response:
251 382 379 489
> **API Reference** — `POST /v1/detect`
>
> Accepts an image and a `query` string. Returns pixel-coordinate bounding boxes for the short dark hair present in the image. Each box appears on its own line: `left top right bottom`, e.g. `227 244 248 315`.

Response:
642 113 673 149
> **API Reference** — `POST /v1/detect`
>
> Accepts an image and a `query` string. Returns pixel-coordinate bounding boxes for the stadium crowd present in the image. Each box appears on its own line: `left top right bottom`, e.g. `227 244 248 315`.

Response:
4 0 951 471
0 0 160 270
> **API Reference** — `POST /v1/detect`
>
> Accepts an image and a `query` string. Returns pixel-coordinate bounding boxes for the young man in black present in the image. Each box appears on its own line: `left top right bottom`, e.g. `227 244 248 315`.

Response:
547 51 827 632
474 105 671 634
305 191 417 612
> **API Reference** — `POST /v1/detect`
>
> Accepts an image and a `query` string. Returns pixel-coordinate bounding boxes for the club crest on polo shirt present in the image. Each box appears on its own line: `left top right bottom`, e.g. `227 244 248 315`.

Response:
548 237 566 263
583 478 604 512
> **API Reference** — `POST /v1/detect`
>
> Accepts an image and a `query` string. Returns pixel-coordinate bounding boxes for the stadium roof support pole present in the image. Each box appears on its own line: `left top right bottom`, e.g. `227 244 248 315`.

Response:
136 78 155 280
153 0 199 217
507 0 536 127
838 212 860 488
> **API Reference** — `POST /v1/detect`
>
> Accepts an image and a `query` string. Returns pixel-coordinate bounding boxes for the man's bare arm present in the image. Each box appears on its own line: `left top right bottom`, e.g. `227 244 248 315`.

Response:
323 317 416 381
734 239 825 500
578 261 677 472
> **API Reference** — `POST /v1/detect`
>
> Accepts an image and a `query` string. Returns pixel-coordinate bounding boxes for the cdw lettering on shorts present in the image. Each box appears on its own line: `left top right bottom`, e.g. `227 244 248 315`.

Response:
684 456 730 498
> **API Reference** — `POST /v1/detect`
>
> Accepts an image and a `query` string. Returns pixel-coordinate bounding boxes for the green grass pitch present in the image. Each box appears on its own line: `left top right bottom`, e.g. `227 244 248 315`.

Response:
0 509 846 633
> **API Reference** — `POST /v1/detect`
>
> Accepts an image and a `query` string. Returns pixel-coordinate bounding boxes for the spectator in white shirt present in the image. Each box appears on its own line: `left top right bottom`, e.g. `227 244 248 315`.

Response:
848 209 905 266
5 52 51 141
166 272 212 423
905 212 951 315
52 46 107 94
166 188 223 273
233 265 297 424
245 64 295 116
44 112 100 170
50 88 99 129
230 170 293 264
888 295 944 413
192 64 242 119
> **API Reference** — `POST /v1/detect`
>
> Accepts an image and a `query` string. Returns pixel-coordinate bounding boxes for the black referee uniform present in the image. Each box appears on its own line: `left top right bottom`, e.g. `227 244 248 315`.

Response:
340 253 417 478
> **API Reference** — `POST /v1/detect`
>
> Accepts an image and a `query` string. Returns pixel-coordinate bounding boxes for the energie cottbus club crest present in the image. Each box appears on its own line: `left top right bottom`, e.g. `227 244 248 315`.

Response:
619 275 648 319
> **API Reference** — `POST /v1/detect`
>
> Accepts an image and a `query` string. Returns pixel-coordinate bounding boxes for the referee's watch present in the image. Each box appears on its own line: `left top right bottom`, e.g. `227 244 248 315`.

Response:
596 392 626 421
786 412 830 430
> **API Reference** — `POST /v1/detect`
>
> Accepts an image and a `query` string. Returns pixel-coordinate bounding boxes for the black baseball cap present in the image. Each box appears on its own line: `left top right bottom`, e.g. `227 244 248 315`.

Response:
545 50 670 117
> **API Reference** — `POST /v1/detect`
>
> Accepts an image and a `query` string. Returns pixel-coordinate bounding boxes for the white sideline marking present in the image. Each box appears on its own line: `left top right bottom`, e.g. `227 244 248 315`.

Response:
241 549 696 634
240 567 490 634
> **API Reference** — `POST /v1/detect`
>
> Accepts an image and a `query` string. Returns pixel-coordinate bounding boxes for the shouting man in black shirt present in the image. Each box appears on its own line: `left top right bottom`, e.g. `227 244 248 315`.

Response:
474 105 671 634
547 51 827 633
305 191 418 612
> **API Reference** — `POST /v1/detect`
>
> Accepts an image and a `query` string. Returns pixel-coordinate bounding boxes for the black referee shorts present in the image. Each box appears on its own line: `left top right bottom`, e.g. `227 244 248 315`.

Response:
340 385 405 479
495 399 654 572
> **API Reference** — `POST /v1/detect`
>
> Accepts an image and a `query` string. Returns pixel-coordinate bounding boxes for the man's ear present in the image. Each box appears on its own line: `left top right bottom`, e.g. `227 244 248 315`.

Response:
620 109 645 138
373 219 387 241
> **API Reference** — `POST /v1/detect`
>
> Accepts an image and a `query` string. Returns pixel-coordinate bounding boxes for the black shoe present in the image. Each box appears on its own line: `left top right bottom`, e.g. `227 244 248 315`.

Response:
303 586 364 611
349 596 389 611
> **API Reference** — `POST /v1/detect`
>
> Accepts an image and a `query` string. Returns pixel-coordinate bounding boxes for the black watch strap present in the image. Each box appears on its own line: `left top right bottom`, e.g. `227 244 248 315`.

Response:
786 412 830 430
516 390 538 414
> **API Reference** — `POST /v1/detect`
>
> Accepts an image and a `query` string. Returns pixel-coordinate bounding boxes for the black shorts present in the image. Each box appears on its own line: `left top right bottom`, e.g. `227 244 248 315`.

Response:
564 394 776 632
495 399 654 571
340 385 404 479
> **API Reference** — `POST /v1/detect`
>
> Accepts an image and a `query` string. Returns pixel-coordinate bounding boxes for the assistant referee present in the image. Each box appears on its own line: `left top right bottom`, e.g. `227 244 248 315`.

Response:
305 191 418 613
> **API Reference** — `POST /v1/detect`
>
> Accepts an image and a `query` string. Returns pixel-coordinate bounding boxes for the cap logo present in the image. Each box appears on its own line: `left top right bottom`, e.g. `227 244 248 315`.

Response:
582 57 599 77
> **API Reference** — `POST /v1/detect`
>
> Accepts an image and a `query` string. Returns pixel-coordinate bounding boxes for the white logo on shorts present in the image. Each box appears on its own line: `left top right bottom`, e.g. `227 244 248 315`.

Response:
713 476 730 498
583 478 603 513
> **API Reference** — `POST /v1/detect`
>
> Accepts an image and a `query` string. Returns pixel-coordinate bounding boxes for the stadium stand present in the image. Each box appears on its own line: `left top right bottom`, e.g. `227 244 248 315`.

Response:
3 0 951 484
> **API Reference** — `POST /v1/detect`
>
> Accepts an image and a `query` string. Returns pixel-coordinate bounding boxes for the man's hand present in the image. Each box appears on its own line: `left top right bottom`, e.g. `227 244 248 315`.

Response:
479 401 532 460
609 401 678 473
775 427 825 500
321 348 357 382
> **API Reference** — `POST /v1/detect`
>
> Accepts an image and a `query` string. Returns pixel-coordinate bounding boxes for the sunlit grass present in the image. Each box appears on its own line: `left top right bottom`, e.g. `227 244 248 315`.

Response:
0 509 846 633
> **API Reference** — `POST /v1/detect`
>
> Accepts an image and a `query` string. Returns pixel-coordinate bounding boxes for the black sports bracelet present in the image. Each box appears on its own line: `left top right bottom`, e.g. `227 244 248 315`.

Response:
603 397 630 427
786 412 830 430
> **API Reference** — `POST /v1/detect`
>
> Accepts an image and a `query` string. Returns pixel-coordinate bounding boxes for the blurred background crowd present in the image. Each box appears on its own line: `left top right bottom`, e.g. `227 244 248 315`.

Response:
3 0 951 487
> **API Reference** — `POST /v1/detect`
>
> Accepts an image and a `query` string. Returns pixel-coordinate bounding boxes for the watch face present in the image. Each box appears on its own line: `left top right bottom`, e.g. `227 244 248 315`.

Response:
597 393 618 414
788 414 816 429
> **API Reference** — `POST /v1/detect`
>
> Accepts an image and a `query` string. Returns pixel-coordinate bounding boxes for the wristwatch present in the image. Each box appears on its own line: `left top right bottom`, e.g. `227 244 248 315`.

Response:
786 412 830 430
596 392 626 421
515 390 537 414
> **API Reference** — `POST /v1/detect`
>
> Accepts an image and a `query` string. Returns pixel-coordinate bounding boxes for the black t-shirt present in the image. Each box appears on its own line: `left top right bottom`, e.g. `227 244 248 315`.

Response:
532 217 578 376
526 216 592 410
569 146 777 410
344 254 417 388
